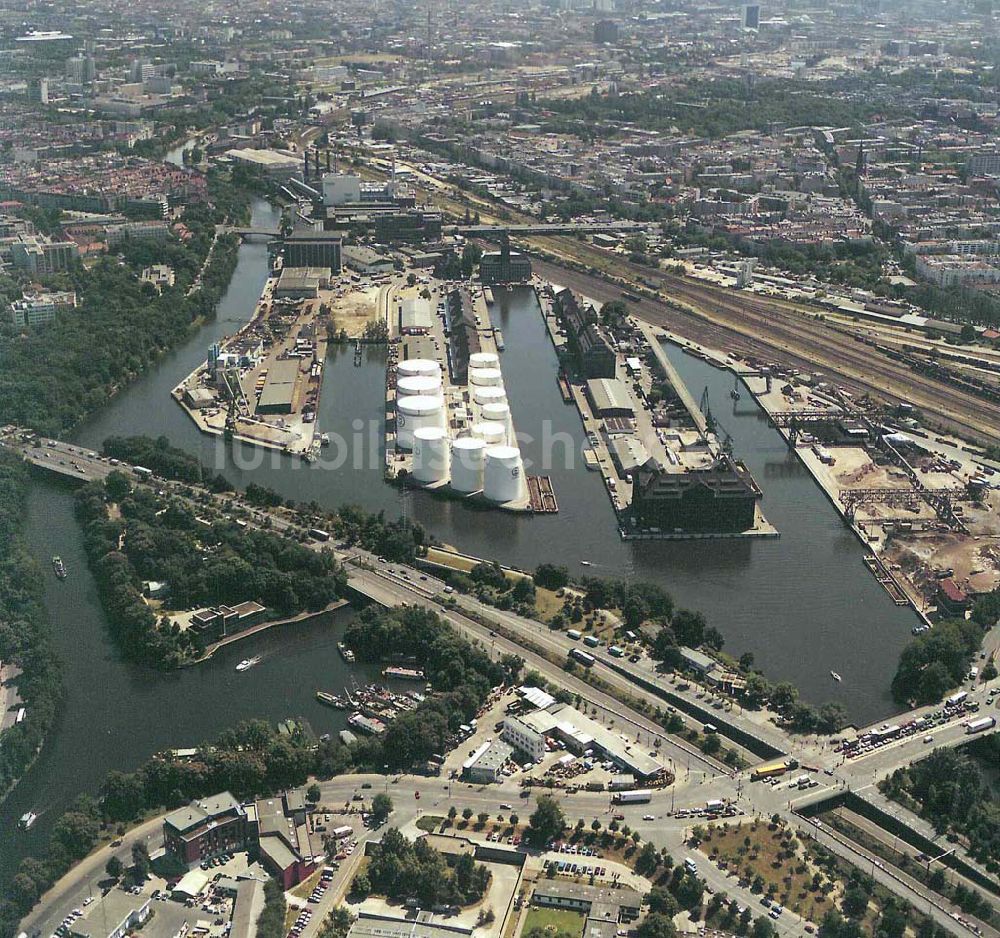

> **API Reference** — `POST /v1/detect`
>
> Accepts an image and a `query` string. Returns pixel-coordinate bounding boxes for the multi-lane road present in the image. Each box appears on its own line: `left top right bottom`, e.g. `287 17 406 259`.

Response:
7 432 1000 934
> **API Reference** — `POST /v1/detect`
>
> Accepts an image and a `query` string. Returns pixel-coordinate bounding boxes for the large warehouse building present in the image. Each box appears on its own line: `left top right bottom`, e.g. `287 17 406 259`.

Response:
256 358 300 415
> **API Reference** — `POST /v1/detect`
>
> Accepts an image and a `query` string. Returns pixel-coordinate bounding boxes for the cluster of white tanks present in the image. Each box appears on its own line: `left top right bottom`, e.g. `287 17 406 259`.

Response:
395 359 444 451
395 353 526 503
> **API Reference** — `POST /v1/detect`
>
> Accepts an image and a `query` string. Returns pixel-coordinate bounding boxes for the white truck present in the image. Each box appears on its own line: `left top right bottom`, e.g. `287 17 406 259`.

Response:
966 716 996 735
612 789 653 804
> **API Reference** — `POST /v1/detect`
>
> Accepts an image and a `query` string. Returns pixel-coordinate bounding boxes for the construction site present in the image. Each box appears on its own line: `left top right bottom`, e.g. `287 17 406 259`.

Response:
730 362 1000 620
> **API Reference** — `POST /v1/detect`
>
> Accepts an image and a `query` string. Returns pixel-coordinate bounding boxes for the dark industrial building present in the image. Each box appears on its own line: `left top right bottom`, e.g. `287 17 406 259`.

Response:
630 456 761 533
283 229 342 272
446 287 481 384
594 19 620 43
374 210 443 244
556 288 616 379
479 236 532 284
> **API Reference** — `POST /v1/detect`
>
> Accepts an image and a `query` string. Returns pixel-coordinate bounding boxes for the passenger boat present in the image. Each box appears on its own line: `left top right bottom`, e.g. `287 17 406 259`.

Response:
19 811 37 830
580 560 592 567
236 656 262 672
830 671 842 682
382 666 425 681
316 691 347 708
337 642 356 663
52 556 67 579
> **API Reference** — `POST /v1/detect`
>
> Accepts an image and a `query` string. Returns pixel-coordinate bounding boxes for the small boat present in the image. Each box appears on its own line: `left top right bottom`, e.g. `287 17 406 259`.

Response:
316 691 347 708
580 560 592 567
19 811 37 830
382 666 425 681
52 556 67 579
730 389 741 400
337 642 355 663
830 670 842 682
319 433 330 447
236 656 261 672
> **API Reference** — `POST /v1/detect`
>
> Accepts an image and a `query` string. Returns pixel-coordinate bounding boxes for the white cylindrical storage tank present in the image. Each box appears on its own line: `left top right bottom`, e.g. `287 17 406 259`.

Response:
472 421 506 445
396 394 444 450
450 437 486 493
469 351 499 369
469 367 503 387
474 385 507 406
484 445 526 503
397 374 442 398
397 358 440 379
481 401 510 425
412 427 450 484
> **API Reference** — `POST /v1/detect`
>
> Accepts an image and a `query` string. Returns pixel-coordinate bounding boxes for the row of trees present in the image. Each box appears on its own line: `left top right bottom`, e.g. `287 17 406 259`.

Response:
881 742 1000 875
74 473 346 667
529 564 846 734
0 454 62 807
101 436 233 492
890 618 984 706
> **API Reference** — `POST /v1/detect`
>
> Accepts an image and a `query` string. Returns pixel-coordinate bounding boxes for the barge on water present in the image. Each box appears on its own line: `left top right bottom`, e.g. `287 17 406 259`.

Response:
348 712 386 735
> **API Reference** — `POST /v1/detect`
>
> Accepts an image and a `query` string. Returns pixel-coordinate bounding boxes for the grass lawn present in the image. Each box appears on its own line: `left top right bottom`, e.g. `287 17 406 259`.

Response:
521 906 587 938
533 587 565 622
699 820 834 924
416 815 447 833
425 547 530 580
290 868 324 901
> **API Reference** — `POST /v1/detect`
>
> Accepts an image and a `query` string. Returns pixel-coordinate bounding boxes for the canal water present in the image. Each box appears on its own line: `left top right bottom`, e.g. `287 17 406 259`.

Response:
4 182 918 881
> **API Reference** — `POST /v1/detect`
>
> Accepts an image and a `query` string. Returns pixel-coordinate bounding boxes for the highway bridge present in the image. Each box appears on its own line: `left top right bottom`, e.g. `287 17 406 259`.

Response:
3 434 115 482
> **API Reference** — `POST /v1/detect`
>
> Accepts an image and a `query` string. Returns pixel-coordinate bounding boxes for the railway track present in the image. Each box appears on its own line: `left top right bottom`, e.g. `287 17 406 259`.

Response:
531 256 1000 446
357 160 999 443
